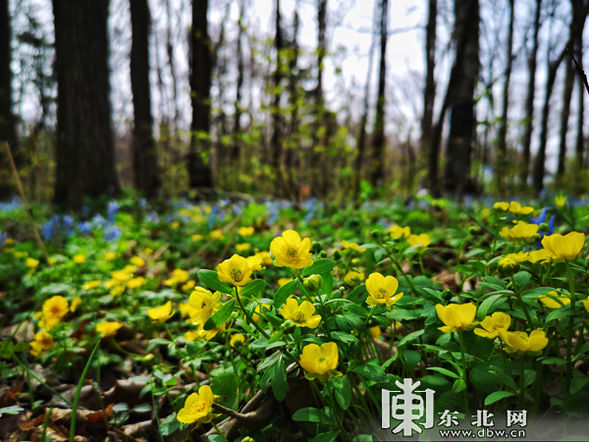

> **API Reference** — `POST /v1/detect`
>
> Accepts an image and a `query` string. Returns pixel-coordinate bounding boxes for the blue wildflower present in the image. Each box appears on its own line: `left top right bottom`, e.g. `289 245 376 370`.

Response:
107 201 119 223
103 225 122 242
78 222 92 235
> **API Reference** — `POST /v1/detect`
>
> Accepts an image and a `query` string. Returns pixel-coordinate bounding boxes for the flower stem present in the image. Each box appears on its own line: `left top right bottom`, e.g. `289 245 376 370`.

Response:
564 260 577 394
457 331 470 414
234 287 270 339
212 422 230 442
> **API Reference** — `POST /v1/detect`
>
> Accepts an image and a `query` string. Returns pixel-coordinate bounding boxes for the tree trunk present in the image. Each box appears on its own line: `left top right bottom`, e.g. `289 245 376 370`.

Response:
130 0 160 197
496 0 514 195
370 0 388 187
354 0 378 200
443 0 479 195
574 29 584 179
232 0 245 166
270 0 285 195
286 1 301 201
423 0 437 192
53 0 119 210
188 0 213 188
0 0 21 200
520 0 541 191
557 58 575 179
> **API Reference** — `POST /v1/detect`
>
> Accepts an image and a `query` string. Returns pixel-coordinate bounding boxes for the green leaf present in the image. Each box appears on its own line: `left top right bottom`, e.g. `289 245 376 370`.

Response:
399 329 425 347
133 404 152 413
0 405 24 417
292 407 331 424
302 259 336 277
427 366 460 379
160 411 181 436
331 377 352 410
403 350 421 370
484 391 517 406
539 357 567 366
309 431 339 442
331 331 358 345
211 372 238 396
452 378 466 394
477 294 508 320
571 376 589 394
39 283 74 295
523 369 537 388
257 350 281 372
274 279 297 308
513 271 532 291
204 300 235 330
198 270 233 294
352 364 386 383
240 279 267 297
272 358 288 401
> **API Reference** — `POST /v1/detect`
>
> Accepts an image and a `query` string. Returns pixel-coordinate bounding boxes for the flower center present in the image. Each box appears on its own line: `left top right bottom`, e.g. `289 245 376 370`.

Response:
375 288 387 299
318 356 326 363
50 306 61 316
231 268 243 282
287 247 298 260
293 310 305 322
190 398 207 414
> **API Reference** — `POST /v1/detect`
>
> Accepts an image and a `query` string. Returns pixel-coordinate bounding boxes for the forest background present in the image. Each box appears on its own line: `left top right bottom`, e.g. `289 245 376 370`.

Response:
0 0 588 210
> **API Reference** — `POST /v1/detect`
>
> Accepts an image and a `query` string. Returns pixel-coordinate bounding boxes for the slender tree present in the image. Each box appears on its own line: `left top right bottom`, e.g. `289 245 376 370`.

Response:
496 0 514 195
231 0 245 168
271 0 285 194
557 58 575 180
520 0 541 190
188 0 214 188
130 0 160 197
443 0 479 195
52 0 119 209
0 0 20 200
370 0 388 187
423 0 437 192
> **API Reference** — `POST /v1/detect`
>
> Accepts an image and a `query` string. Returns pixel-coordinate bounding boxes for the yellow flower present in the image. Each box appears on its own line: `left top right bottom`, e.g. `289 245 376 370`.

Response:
388 225 411 239
436 303 478 333
73 254 86 264
230 333 246 348
123 264 137 273
502 252 530 263
279 298 321 328
538 291 570 309
277 278 292 287
509 201 534 215
147 301 174 322
112 270 133 283
34 332 54 350
179 302 198 318
407 234 431 250
210 229 225 240
82 280 101 290
474 312 511 339
110 285 125 297
370 326 381 340
26 258 40 268
70 296 82 312
365 272 403 307
47 257 57 265
541 232 585 261
217 254 253 287
189 288 222 325
498 329 548 354
177 385 214 425
130 256 145 267
500 221 539 241
299 342 341 381
256 251 273 267
498 256 520 276
344 271 365 285
30 341 43 357
583 296 589 314
105 252 116 261
165 268 190 286
238 226 255 237
127 277 146 289
341 240 366 253
493 202 509 211
236 243 251 252
247 254 263 272
144 248 153 255
191 234 203 242
41 296 69 330
270 230 313 269
171 221 180 229
527 249 553 265
182 280 196 291
555 195 567 208
96 321 123 338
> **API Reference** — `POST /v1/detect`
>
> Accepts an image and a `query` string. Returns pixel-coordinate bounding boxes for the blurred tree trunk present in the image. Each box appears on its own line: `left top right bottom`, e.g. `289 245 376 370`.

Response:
520 0 541 191
370 0 388 187
557 58 574 180
0 0 20 200
496 0 514 196
354 0 378 200
271 0 285 195
130 0 160 197
574 30 585 180
231 0 245 186
443 0 479 195
52 0 119 210
311 0 327 197
188 0 213 189
286 1 300 201
533 0 588 194
423 0 437 193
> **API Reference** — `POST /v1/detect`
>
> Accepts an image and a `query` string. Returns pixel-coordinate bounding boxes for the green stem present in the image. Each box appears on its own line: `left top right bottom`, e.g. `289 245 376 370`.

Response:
564 261 577 394
212 423 230 442
518 354 526 409
457 331 470 414
234 287 270 339
70 342 100 442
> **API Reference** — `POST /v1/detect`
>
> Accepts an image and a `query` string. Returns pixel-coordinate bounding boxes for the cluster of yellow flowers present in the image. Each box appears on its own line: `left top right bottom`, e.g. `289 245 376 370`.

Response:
388 225 432 250
493 201 534 215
